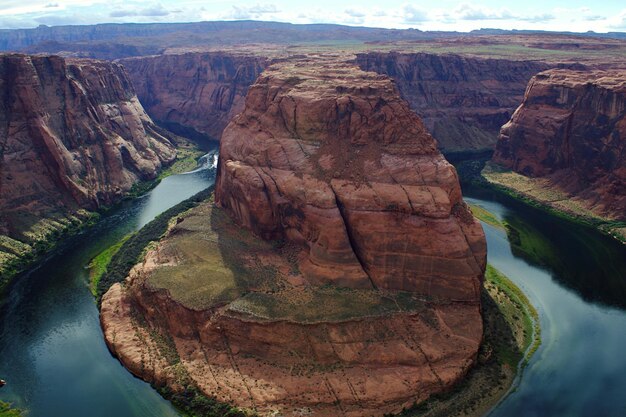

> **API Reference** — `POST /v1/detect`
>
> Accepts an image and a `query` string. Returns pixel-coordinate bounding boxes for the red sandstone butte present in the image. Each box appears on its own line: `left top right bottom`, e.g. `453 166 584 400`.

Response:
216 56 486 299
101 56 487 417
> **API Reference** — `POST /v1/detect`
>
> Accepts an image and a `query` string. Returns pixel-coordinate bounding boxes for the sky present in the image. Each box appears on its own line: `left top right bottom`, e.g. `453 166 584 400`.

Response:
0 0 625 33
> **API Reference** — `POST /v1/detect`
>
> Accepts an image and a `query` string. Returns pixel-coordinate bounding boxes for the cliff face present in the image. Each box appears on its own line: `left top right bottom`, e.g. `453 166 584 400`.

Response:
216 56 486 298
120 53 268 142
355 52 549 152
493 69 626 220
0 54 176 241
101 56 486 416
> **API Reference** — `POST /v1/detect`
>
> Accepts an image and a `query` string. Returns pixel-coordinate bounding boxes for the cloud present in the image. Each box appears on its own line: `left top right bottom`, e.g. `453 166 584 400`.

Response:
224 3 279 20
454 3 513 20
608 10 626 29
110 3 169 18
44 3 59 8
583 15 605 22
345 8 365 18
34 13 89 26
403 5 429 23
519 13 555 23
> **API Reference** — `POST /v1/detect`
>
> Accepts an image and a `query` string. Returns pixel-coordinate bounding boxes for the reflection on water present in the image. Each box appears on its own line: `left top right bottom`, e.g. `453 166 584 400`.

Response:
0 154 216 417
465 186 626 417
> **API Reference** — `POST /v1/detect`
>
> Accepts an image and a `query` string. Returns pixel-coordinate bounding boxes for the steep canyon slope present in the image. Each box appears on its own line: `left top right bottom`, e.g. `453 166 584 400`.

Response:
0 53 176 276
101 56 487 417
491 69 626 224
356 52 550 153
120 53 267 143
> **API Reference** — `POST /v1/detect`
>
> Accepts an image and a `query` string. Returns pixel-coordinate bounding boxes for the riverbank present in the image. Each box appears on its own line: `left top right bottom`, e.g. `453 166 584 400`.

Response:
92 187 214 301
481 162 626 244
0 210 100 301
399 264 540 417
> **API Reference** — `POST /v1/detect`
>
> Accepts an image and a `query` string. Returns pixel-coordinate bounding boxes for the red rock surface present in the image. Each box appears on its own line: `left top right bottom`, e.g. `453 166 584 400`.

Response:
101 55 487 417
216 56 486 299
0 53 176 239
493 69 626 219
355 52 550 152
120 52 267 142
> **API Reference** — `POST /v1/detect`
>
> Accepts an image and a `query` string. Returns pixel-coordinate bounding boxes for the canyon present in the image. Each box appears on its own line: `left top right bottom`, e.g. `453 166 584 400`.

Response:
0 53 176 278
110 51 548 157
489 69 626 238
120 53 267 143
355 52 549 153
0 19 624 417
100 56 487 417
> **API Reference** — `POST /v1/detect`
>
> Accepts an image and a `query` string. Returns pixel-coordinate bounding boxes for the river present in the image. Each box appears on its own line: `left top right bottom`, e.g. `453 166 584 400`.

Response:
1 163 625 417
0 151 217 417
464 186 626 417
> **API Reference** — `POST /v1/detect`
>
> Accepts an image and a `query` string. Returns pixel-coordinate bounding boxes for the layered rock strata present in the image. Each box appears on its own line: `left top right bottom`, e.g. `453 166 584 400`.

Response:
102 56 487 417
120 52 268 142
0 53 176 269
356 52 550 153
492 69 626 221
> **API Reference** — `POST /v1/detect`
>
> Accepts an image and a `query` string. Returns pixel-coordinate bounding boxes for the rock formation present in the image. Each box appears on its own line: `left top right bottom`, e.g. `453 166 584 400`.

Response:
0 54 176 259
101 56 487 417
216 56 486 298
493 69 626 220
356 52 549 153
120 52 267 143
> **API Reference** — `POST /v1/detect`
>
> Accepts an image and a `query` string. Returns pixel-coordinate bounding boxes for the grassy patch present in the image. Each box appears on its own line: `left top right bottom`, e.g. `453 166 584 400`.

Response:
0 401 24 417
481 162 626 244
88 234 132 295
0 210 99 299
144 202 428 321
157 146 205 180
96 187 214 301
484 265 540 366
229 287 423 323
469 204 504 230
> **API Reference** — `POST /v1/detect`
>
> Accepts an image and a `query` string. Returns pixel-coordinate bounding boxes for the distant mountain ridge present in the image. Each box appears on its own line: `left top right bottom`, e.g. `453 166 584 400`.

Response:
1 20 624 52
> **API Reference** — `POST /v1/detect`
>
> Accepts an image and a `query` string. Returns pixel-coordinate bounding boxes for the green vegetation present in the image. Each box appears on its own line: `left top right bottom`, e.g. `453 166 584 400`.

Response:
481 162 626 244
157 146 205 180
128 305 250 417
144 202 428 322
88 234 132 295
0 401 24 417
394 265 540 417
159 385 250 417
96 187 214 300
0 210 99 299
484 265 540 366
229 286 423 323
469 204 504 230
1 137 205 302
126 136 204 199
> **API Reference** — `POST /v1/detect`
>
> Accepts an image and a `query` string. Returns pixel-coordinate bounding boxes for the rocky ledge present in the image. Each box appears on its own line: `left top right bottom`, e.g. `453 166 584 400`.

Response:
492 69 626 222
101 56 486 416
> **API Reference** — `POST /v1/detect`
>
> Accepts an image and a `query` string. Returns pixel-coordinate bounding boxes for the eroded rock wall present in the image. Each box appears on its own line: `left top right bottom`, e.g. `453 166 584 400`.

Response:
493 69 626 219
216 56 486 300
355 52 550 153
120 52 268 142
0 53 176 239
